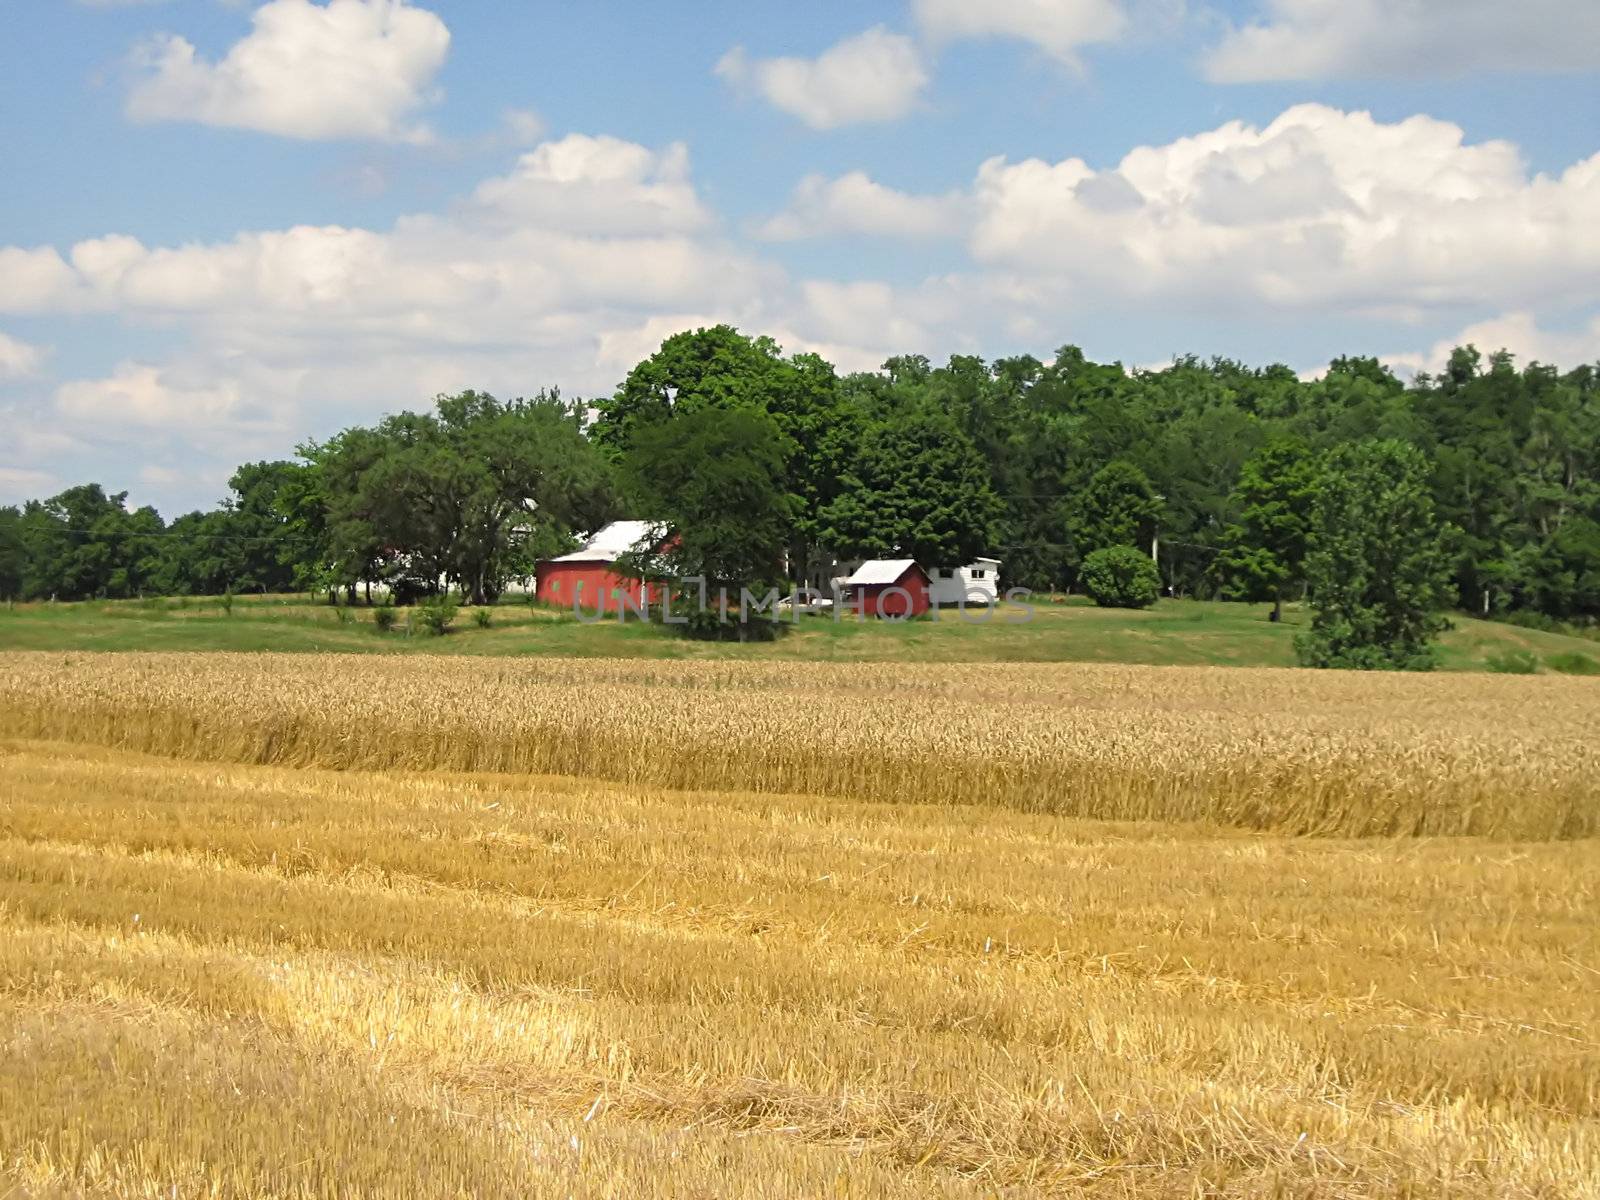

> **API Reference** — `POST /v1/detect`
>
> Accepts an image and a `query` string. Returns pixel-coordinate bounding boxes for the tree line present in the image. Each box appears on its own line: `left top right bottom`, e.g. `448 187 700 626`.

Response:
2 327 1596 647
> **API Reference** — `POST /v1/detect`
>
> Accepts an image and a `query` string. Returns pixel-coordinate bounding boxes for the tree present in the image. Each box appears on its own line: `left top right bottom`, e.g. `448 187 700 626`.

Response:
594 326 852 581
820 409 1003 566
1296 440 1454 670
1081 546 1160 609
1214 439 1317 620
621 406 794 638
1070 461 1161 561
314 391 615 605
0 506 23 600
13 485 165 600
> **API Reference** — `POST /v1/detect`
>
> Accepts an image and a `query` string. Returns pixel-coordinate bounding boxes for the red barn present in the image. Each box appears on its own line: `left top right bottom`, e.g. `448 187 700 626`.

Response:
843 559 932 618
535 520 661 614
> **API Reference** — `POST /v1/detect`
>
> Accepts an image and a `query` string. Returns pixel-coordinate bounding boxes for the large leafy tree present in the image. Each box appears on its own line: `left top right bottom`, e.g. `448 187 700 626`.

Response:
0 506 23 600
1296 440 1454 670
820 409 1003 567
314 391 615 604
620 407 795 636
1069 461 1161 562
14 484 165 600
1214 439 1318 620
593 326 853 580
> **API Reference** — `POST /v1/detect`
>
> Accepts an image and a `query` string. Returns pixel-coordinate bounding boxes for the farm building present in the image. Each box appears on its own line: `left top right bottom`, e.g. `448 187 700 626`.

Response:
927 557 1002 607
842 559 932 618
535 520 661 613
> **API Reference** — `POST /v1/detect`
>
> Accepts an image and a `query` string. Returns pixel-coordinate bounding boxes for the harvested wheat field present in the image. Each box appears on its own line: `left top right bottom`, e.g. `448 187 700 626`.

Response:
0 654 1597 1197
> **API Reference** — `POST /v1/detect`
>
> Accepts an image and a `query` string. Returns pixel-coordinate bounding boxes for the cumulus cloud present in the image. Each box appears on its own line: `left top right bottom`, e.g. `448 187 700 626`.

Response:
7 106 1599 510
55 362 252 428
913 0 1127 65
756 172 968 241
715 27 928 130
0 332 46 380
125 0 450 142
969 104 1600 315
1205 0 1600 83
0 467 60 496
0 133 878 497
1385 312 1600 377
468 136 709 236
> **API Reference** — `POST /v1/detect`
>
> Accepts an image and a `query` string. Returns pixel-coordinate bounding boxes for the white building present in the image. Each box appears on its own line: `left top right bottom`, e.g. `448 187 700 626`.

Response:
927 557 1001 607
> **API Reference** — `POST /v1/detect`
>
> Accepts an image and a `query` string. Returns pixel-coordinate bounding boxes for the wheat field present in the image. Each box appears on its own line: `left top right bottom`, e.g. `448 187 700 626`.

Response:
0 652 1597 1197
0 652 1596 838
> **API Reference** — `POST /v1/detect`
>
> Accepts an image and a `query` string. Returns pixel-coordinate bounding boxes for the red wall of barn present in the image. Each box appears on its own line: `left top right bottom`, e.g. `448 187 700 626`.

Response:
536 563 655 613
855 569 931 618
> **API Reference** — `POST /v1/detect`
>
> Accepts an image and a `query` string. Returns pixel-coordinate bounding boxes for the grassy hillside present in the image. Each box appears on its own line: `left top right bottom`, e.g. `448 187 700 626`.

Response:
0 592 1596 672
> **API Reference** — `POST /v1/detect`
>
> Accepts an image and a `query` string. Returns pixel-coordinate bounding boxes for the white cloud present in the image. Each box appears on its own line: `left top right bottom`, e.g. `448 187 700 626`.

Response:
501 107 546 145
56 362 251 428
1205 0 1600 83
7 107 1599 511
913 0 1127 65
468 136 709 236
125 0 451 142
969 104 1600 315
756 172 968 241
0 467 60 496
0 332 46 380
1385 312 1600 377
1 133 847 487
715 27 928 130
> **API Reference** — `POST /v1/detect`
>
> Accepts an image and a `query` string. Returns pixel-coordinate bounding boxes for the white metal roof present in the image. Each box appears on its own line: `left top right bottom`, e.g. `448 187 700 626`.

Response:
843 558 921 586
548 519 658 563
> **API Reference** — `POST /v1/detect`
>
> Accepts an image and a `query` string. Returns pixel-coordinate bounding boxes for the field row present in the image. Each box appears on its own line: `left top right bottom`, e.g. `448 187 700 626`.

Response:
0 652 1596 838
1 741 1596 1197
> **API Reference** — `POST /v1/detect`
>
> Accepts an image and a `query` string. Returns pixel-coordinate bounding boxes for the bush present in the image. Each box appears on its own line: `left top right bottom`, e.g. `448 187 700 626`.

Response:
219 588 234 618
1081 546 1160 609
373 601 397 633
1484 649 1539 675
414 595 459 637
1544 651 1600 676
473 607 492 629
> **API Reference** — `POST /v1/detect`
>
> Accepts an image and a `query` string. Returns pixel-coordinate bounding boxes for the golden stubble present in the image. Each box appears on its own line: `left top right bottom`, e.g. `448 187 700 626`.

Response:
0 727 1596 1198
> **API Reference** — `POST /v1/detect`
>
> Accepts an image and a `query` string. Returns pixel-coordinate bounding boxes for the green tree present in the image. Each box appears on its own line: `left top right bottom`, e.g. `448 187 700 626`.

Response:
620 406 794 638
313 391 614 605
0 506 23 600
1214 439 1318 620
819 409 1003 567
1069 461 1161 563
595 326 852 581
1296 440 1454 671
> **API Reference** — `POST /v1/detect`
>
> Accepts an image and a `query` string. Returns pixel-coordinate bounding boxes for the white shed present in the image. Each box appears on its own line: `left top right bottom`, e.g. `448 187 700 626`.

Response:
927 557 1001 607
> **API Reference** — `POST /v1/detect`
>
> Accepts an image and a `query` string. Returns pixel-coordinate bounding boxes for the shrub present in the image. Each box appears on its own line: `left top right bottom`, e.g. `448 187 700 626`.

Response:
1484 649 1539 675
414 595 459 637
473 607 493 629
219 588 234 618
1081 546 1160 609
1544 651 1600 676
373 601 397 633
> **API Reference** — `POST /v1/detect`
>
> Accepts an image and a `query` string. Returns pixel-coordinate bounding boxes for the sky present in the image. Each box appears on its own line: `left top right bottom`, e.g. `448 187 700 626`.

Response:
1 0 1598 515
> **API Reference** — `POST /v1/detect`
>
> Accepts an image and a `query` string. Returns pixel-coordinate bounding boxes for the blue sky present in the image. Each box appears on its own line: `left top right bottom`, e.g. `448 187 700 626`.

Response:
2 0 1598 514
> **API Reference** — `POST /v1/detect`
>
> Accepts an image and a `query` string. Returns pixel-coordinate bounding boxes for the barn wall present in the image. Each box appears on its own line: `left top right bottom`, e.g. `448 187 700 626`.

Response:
536 563 653 614
856 570 931 618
